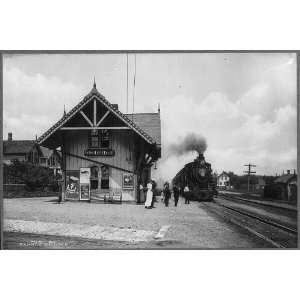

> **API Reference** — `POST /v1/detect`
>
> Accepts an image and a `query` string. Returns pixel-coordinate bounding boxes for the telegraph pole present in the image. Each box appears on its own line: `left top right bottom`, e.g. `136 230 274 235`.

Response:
243 163 256 192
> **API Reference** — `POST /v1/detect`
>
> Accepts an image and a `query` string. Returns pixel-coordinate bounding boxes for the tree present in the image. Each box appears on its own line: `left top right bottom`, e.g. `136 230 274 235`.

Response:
4 160 58 191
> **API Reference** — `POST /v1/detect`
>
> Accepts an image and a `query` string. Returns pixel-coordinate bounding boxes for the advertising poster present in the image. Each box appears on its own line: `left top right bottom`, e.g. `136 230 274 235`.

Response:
80 168 90 200
122 173 134 190
65 170 80 200
80 184 90 201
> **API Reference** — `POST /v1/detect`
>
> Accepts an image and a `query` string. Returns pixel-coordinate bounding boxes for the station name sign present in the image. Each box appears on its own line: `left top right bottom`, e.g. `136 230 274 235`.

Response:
84 148 115 157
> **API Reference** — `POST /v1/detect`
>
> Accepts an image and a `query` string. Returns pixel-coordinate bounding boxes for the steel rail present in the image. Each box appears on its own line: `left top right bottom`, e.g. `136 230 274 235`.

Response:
215 199 297 235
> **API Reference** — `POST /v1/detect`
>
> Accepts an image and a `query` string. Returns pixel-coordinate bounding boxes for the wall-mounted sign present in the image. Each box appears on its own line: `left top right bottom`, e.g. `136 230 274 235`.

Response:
80 167 90 201
122 173 134 190
84 148 115 157
65 170 80 200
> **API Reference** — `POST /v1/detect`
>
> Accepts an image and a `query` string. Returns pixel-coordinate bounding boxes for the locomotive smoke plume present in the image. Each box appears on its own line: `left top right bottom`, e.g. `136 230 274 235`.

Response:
169 133 207 156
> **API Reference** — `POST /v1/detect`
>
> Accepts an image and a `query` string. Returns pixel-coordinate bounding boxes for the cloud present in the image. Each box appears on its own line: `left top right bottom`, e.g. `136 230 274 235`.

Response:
3 67 85 139
153 84 296 180
3 54 297 181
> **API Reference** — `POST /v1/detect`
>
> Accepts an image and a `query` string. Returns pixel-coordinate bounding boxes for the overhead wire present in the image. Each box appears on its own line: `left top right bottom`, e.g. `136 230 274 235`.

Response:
126 53 129 114
130 54 137 161
132 53 136 118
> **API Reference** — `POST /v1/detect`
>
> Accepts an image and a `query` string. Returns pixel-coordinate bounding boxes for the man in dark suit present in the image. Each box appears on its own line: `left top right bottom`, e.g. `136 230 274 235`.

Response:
173 185 180 207
163 182 171 207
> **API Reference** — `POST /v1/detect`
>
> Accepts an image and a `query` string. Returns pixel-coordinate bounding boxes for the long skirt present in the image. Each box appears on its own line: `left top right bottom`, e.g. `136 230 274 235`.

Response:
139 190 146 203
145 190 153 207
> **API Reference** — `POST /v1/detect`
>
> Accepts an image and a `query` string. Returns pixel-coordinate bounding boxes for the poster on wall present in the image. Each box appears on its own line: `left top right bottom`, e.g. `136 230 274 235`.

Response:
65 170 80 200
122 173 134 190
80 184 90 201
80 168 91 183
80 168 90 201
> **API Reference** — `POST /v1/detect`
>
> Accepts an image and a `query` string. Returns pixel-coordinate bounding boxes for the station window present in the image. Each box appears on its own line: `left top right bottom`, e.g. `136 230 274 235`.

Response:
88 130 110 148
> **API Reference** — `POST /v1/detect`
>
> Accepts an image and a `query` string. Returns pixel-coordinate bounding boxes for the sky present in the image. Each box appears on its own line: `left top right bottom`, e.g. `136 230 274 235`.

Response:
3 53 297 180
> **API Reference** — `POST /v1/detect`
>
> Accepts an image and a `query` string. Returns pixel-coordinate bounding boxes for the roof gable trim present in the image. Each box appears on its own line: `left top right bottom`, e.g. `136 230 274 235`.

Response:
38 89 155 145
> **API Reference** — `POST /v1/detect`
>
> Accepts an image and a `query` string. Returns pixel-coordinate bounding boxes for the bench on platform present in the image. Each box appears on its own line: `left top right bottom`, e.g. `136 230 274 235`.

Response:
91 190 122 203
104 191 122 204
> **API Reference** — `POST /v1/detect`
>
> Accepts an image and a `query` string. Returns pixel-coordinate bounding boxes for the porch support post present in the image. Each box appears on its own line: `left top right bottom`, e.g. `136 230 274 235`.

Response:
61 132 66 202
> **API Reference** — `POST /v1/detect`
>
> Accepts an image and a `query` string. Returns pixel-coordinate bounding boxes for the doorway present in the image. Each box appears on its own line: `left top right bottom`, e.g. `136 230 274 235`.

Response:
100 165 109 189
90 166 99 190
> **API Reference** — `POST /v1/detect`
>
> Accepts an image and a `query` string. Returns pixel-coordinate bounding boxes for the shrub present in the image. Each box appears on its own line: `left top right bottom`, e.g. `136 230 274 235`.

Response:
4 160 57 192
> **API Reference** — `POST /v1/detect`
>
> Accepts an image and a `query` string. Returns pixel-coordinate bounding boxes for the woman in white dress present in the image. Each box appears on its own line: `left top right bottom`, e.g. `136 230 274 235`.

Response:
145 180 153 209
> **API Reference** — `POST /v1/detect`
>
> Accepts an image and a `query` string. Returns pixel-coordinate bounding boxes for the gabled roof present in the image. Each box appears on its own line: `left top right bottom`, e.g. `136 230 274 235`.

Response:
3 140 36 155
274 174 297 184
125 113 161 145
40 146 52 158
37 85 159 146
218 171 229 178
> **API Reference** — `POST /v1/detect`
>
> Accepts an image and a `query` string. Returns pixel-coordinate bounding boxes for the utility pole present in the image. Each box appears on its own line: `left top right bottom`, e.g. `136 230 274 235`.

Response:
243 163 256 192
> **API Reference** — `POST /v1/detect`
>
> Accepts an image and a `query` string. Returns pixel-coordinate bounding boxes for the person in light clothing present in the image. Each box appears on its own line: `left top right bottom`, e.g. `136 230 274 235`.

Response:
145 180 153 209
184 185 190 204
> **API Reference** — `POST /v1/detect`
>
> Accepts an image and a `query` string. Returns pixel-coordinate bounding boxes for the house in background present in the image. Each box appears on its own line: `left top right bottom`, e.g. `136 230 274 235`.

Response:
40 146 61 175
274 170 297 203
255 176 266 191
217 171 230 189
3 132 61 175
3 133 42 165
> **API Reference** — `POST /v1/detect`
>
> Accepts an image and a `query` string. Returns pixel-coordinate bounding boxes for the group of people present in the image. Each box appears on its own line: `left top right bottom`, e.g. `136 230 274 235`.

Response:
161 183 190 207
139 180 191 209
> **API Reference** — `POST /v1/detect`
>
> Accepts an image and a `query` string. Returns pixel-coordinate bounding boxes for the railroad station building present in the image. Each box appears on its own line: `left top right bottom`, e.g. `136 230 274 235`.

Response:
37 82 161 202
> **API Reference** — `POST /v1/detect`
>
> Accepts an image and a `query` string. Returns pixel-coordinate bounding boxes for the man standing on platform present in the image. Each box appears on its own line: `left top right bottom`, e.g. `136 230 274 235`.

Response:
163 182 171 207
184 185 190 204
173 185 180 207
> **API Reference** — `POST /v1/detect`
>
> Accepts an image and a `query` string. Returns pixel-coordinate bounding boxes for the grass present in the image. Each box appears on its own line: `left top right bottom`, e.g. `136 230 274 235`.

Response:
4 190 59 199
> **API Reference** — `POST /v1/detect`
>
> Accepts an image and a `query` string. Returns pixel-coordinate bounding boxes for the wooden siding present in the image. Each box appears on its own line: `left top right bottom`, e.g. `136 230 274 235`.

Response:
63 129 137 200
64 130 135 171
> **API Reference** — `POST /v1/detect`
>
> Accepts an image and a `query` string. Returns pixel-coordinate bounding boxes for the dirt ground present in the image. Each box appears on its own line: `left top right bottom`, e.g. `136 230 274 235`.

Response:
3 196 271 249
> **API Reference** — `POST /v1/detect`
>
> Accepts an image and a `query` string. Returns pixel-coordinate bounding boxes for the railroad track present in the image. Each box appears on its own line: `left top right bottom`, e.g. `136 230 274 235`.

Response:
216 201 297 235
202 197 297 248
219 192 297 211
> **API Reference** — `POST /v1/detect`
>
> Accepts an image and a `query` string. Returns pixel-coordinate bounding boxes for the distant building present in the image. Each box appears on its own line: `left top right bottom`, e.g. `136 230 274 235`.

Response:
217 171 230 189
39 146 61 174
255 176 266 190
274 170 297 202
3 133 42 165
3 132 61 174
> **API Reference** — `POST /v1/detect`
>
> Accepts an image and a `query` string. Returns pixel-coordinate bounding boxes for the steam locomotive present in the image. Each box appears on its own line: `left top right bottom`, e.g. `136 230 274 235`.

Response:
172 153 217 201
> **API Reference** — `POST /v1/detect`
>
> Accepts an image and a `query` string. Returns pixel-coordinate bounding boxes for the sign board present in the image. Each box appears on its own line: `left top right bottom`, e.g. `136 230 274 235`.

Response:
65 170 80 200
80 168 90 201
80 183 90 201
80 168 91 184
84 148 115 157
122 173 134 190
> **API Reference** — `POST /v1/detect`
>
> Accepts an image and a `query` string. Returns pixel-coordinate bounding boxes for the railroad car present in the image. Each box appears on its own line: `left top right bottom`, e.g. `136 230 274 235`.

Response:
172 153 217 201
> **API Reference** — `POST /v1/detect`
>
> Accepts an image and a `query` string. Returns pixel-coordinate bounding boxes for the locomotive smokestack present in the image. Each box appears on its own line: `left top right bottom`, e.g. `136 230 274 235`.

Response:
198 152 205 160
169 133 207 156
